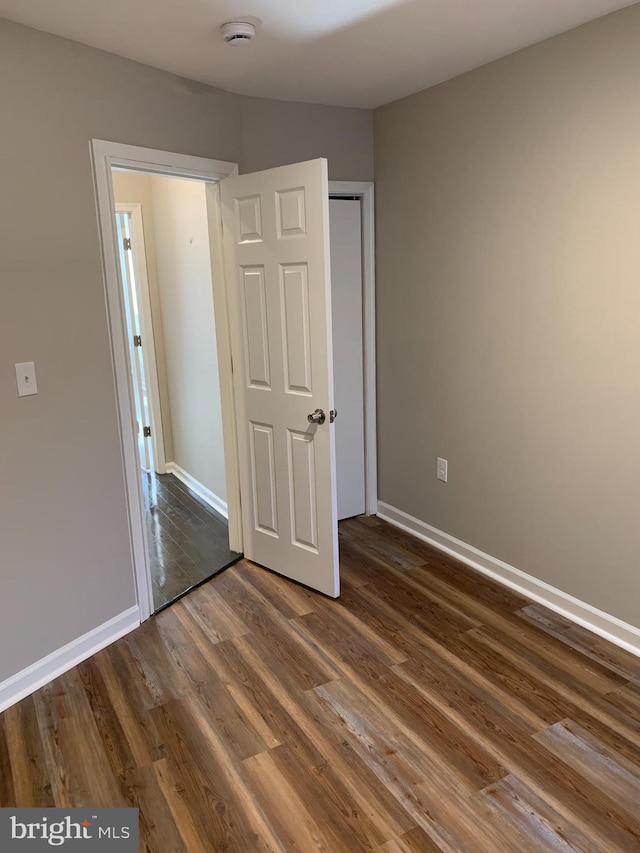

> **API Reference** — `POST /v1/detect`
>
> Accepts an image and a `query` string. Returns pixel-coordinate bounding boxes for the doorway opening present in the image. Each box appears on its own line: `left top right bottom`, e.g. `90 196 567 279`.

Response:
111 169 241 612
93 141 376 620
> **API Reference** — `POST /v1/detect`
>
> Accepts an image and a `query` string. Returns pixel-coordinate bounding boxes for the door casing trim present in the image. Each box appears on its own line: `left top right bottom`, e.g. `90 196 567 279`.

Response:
91 139 240 621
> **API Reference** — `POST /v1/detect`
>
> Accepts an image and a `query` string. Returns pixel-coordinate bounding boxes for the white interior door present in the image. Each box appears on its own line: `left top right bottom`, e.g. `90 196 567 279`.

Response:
221 159 339 597
116 212 154 472
330 198 366 520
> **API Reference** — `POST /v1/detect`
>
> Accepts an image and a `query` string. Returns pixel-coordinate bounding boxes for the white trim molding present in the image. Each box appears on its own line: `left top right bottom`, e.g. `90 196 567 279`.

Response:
165 462 228 519
0 606 140 713
329 181 377 515
377 501 640 658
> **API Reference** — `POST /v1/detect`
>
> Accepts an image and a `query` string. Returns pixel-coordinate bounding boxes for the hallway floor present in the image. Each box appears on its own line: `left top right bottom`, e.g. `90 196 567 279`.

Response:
143 471 240 611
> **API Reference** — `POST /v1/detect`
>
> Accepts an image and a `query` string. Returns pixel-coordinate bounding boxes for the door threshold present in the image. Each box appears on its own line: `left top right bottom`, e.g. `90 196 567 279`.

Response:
152 553 243 615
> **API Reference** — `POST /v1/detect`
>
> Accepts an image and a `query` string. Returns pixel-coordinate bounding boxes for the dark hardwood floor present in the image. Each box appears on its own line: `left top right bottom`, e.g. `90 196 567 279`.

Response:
143 471 241 611
2 516 640 850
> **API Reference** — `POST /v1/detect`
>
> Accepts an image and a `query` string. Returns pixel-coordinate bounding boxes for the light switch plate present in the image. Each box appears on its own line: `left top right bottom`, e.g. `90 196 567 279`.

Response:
437 457 448 482
15 361 38 397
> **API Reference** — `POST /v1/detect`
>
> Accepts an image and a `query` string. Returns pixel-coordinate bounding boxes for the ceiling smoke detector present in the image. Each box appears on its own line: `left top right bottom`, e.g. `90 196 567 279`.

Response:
220 21 256 45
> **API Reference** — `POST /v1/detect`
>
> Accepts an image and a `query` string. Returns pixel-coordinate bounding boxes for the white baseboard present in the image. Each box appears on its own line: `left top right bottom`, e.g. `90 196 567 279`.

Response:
0 605 140 713
376 501 640 658
165 462 228 519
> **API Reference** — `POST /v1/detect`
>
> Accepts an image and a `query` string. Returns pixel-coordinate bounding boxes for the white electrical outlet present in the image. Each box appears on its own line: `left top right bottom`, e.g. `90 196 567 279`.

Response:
437 457 448 482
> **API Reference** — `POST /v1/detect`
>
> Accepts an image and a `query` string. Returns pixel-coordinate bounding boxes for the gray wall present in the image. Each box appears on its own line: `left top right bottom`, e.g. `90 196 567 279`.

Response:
0 17 373 683
240 96 374 180
374 3 640 628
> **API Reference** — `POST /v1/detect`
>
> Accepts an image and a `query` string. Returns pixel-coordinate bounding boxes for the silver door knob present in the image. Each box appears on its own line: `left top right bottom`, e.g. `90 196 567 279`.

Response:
307 408 326 425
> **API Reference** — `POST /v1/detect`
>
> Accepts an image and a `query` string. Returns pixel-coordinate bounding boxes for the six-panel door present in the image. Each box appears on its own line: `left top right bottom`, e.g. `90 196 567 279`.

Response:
221 159 339 597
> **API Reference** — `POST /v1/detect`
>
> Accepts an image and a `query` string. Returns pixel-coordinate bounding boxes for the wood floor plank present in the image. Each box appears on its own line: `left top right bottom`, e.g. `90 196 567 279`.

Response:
206 635 415 843
465 625 640 756
337 535 383 589
379 825 446 852
520 604 640 684
242 748 335 852
158 475 228 532
181 581 250 644
150 505 230 574
533 718 640 819
292 608 406 682
219 571 342 690
153 756 217 853
339 518 426 569
234 561 317 618
124 760 189 853
603 680 640 724
89 647 164 768
102 643 168 753
408 549 529 613
33 670 127 808
76 656 141 779
158 606 279 760
3 517 640 851
150 697 280 852
307 593 410 666
366 669 509 792
124 621 190 707
144 472 239 612
0 713 16 807
442 630 572 728
357 523 443 567
315 679 510 853
351 582 551 729
393 654 640 849
3 697 53 807
405 567 628 696
251 742 389 852
368 521 535 614
475 774 597 852
358 562 482 640
293 599 508 796
271 744 392 850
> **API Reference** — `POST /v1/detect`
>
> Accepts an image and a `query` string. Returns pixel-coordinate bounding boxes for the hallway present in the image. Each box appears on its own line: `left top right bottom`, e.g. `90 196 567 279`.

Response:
143 471 240 610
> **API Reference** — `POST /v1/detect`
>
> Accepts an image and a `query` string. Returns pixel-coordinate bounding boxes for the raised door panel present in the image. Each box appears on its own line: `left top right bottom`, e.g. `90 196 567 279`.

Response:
240 266 271 389
236 195 263 243
287 429 318 552
276 188 306 239
280 264 312 396
249 422 278 537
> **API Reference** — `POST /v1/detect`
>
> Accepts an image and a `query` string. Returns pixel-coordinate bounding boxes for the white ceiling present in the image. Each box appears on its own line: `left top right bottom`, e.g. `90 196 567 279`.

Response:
0 0 636 108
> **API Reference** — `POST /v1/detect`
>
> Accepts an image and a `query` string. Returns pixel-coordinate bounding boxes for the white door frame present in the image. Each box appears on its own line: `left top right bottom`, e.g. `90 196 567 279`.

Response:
329 181 377 515
115 202 167 475
91 139 240 620
92 141 376 619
